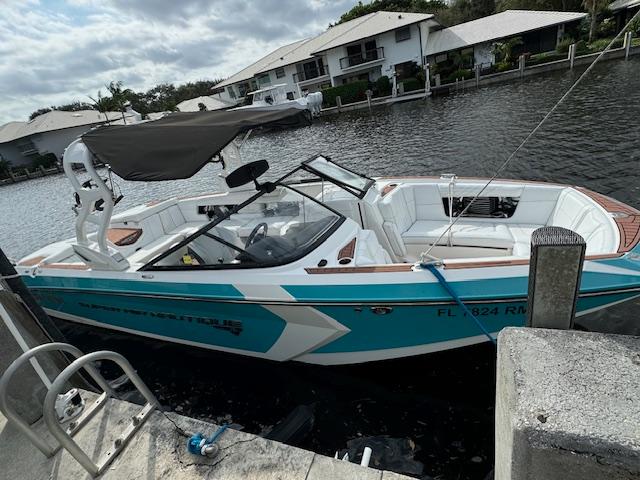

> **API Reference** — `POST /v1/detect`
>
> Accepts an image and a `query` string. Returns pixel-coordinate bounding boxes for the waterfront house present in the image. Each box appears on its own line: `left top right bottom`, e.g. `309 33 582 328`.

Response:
0 110 135 169
215 11 440 103
213 40 307 103
424 10 587 72
215 10 588 105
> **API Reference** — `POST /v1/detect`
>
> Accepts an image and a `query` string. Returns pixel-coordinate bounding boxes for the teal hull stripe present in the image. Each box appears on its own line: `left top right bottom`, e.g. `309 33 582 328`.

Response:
32 287 639 355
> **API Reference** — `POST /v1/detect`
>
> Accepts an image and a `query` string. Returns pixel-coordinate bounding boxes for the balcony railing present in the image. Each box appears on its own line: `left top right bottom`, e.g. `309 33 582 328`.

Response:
339 47 384 70
293 65 328 83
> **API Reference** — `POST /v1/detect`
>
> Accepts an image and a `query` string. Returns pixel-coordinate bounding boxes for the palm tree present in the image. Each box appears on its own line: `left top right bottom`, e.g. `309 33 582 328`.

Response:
492 36 523 64
583 0 609 42
106 81 134 123
89 81 133 123
88 89 114 122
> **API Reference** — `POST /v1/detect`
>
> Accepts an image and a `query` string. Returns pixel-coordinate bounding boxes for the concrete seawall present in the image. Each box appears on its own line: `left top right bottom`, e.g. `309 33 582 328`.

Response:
495 327 640 480
0 389 412 479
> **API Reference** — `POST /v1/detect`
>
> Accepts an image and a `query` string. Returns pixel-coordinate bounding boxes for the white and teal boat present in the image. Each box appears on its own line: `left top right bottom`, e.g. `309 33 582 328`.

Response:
16 109 640 365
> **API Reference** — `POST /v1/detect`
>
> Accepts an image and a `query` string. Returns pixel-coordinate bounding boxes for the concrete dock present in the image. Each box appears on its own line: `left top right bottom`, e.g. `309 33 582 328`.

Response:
0 389 412 480
495 327 640 480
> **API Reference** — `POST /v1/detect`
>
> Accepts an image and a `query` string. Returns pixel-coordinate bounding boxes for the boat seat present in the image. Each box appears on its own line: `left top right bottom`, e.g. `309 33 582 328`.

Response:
188 227 243 265
127 233 185 265
169 222 207 237
403 221 515 249
546 188 618 254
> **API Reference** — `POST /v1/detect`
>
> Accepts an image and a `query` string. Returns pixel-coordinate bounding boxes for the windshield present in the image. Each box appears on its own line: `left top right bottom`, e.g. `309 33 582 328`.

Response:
145 186 343 270
302 156 373 198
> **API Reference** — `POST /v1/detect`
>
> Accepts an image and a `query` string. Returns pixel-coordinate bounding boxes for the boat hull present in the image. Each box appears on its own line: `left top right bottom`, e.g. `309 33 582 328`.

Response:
26 276 640 365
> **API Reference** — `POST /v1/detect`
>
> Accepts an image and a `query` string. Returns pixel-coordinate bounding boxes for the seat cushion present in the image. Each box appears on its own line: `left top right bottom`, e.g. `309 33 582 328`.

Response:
509 224 543 258
402 220 514 249
127 234 185 265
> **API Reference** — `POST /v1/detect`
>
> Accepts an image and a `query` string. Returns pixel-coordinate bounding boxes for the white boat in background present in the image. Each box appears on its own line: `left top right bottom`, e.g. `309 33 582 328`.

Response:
233 84 323 116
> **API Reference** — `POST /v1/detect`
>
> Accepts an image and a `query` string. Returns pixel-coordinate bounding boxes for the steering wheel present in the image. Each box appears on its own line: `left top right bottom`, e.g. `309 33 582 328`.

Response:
245 222 268 247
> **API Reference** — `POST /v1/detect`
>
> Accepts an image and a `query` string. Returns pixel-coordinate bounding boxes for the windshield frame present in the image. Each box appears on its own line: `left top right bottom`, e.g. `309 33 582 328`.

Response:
301 155 375 199
140 170 346 271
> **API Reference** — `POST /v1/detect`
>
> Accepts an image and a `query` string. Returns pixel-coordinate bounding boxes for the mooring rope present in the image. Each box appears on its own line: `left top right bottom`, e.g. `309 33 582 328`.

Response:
420 11 640 261
423 263 497 344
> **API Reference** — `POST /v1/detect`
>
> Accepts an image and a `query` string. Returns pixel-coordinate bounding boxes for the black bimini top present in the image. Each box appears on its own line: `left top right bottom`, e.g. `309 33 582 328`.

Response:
81 108 311 181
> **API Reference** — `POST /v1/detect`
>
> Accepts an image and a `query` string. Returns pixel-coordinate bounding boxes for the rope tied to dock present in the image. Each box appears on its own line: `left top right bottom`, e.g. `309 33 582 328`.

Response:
422 263 497 345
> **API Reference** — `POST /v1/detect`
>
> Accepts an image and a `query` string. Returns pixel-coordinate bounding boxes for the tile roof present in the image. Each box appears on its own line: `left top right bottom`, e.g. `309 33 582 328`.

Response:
425 10 587 56
310 11 435 55
0 110 135 144
216 39 307 88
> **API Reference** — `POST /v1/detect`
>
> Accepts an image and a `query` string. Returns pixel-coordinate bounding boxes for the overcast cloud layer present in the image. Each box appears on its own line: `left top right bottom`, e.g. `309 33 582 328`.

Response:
0 0 356 124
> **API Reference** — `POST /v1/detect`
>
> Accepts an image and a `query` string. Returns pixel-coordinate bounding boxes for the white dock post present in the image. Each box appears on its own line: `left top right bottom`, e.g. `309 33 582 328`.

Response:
624 31 633 60
568 43 576 69
335 95 342 112
518 55 525 78
526 227 586 329
424 63 431 93
475 64 480 87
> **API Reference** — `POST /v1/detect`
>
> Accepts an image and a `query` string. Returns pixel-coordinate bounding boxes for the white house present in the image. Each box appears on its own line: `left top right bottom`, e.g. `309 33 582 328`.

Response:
214 11 440 103
310 12 439 87
425 10 587 68
214 39 307 103
215 10 589 104
0 110 136 168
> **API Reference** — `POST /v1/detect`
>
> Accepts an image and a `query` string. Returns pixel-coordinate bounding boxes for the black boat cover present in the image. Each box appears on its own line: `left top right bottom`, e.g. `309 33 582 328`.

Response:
81 108 311 181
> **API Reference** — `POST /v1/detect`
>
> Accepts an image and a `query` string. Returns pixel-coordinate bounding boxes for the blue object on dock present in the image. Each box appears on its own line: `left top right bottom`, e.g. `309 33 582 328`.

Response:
187 425 229 456
422 263 497 345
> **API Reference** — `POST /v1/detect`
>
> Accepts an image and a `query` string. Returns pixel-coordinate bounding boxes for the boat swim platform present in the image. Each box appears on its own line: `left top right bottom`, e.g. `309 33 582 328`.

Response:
0 389 411 480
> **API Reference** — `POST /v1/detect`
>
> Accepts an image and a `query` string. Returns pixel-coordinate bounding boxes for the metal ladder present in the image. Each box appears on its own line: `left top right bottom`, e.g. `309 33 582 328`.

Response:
0 342 159 477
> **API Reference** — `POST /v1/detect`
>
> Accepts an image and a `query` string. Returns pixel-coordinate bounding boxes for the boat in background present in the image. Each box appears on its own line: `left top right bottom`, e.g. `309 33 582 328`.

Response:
233 84 323 116
15 108 640 365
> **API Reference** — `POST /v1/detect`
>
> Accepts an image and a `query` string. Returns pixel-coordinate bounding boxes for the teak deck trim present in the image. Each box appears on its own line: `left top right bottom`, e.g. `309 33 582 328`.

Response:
107 228 143 246
337 238 356 264
576 187 640 253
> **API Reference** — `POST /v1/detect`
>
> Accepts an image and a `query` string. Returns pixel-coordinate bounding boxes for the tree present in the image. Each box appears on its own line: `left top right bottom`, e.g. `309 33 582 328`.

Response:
582 0 609 41
492 36 523 63
106 81 134 122
335 0 450 25
29 108 52 121
88 89 115 120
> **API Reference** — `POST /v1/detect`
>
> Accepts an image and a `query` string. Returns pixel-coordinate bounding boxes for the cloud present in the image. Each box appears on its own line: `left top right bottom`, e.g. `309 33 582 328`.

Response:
0 0 356 123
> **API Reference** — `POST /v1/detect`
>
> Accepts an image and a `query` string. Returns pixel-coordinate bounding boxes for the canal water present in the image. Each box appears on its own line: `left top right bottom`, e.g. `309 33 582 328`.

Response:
1 57 639 479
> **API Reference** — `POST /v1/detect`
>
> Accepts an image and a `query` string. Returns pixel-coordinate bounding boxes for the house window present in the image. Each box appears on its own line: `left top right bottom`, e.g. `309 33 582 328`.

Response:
286 91 294 100
435 53 447 63
17 140 38 156
275 67 286 79
395 26 411 42
256 73 271 86
226 87 236 99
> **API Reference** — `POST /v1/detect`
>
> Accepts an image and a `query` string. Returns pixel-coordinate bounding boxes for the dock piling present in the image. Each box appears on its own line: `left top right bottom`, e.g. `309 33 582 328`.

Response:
624 31 633 59
526 227 585 330
569 43 576 69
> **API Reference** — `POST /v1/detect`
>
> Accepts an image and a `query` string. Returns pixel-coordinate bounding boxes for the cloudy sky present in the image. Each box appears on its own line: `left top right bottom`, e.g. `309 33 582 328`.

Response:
0 0 358 124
